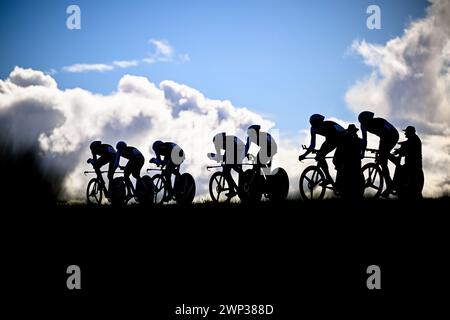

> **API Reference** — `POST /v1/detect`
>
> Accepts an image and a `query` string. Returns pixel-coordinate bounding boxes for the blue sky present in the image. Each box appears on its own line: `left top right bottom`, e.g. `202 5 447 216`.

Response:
0 0 429 135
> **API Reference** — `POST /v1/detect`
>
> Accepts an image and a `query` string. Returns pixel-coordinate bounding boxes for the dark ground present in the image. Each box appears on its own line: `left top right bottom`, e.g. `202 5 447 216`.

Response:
3 198 450 317
2 143 449 317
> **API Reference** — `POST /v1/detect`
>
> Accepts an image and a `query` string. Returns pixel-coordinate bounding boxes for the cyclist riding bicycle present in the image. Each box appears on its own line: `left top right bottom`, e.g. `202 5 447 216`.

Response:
87 140 116 197
114 141 145 196
358 111 399 197
208 132 246 198
150 140 185 198
245 124 278 169
299 114 345 186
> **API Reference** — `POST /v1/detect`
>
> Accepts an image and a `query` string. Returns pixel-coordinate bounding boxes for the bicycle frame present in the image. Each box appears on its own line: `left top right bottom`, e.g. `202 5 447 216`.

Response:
206 162 242 198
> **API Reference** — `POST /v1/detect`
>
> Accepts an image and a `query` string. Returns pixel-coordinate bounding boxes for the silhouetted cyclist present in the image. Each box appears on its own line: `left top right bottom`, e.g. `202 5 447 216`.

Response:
245 124 278 169
150 140 185 198
334 124 364 199
392 126 423 198
87 140 116 197
358 111 399 197
114 141 145 196
299 114 345 186
208 132 246 198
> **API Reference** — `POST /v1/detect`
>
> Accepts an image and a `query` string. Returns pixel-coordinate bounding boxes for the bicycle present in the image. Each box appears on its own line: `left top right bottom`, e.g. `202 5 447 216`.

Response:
84 165 127 206
298 146 337 200
85 165 154 206
298 146 383 200
366 147 424 199
361 148 384 198
240 156 289 203
207 163 249 203
148 164 196 205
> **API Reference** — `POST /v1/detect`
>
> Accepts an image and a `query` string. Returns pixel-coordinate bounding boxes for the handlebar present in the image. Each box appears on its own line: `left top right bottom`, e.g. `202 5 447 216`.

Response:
301 145 318 154
206 164 223 171
83 170 124 176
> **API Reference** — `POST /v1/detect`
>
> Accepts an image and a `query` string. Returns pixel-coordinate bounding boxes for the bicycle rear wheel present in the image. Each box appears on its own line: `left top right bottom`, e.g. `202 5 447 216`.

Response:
86 178 103 205
299 165 326 200
362 163 384 198
209 171 231 202
136 175 155 205
240 169 263 203
267 167 289 202
151 174 168 204
174 173 196 204
110 177 127 206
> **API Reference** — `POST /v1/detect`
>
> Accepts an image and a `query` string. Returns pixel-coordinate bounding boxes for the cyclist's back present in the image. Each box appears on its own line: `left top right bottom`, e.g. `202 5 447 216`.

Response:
245 125 277 166
208 133 244 165
362 117 398 139
120 146 143 160
153 141 185 165
313 120 345 142
93 143 116 158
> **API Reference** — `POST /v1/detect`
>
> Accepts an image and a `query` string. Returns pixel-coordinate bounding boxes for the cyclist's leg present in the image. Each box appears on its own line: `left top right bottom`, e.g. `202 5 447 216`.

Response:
317 140 336 184
223 165 237 196
94 156 108 185
132 156 144 181
165 160 176 194
379 134 398 193
106 157 115 197
124 161 133 195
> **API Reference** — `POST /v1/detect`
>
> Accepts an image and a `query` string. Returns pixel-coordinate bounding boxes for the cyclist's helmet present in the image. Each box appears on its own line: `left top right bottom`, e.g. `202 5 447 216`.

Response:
90 140 102 150
247 124 261 135
213 132 226 144
309 114 325 126
358 111 374 124
152 140 163 150
116 141 127 152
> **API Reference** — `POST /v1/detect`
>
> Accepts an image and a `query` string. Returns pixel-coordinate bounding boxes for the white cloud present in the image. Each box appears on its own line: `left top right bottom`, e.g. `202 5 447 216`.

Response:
62 63 114 73
62 39 189 72
113 60 139 68
142 58 156 64
0 66 280 201
149 39 174 61
179 53 191 63
8 66 57 88
346 0 450 196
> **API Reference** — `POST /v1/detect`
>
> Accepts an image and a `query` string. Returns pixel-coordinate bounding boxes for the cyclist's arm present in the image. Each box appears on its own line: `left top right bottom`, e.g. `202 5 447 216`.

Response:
361 125 368 152
244 136 251 155
301 128 316 157
91 150 98 162
113 151 121 171
155 152 163 163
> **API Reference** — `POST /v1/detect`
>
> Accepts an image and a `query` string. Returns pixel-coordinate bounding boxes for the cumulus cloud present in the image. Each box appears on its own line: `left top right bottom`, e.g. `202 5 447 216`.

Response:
0 66 279 201
7 66 57 88
346 0 450 196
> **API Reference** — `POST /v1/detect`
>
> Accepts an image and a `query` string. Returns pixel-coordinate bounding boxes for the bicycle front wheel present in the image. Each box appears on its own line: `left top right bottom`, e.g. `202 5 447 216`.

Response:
209 171 231 202
362 163 384 198
86 178 103 205
151 174 168 204
299 165 326 200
